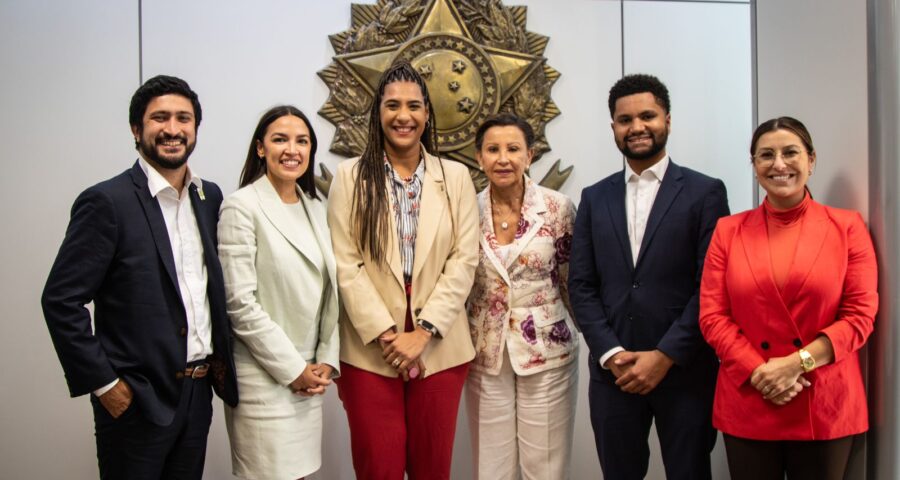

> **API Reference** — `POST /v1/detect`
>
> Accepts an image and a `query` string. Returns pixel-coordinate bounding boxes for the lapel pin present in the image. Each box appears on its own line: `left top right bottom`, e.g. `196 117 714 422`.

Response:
198 184 206 201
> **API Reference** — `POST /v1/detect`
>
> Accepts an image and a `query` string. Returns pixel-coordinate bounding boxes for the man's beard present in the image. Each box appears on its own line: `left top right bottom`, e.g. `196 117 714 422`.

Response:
619 130 668 161
138 133 195 170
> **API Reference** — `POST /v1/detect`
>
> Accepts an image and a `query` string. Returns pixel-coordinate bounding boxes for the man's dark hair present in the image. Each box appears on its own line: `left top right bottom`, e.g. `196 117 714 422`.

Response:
607 74 670 118
129 75 202 129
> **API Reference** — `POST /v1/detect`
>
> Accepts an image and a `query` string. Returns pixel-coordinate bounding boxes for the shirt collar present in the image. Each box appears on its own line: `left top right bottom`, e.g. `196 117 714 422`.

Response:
138 157 202 198
624 154 670 183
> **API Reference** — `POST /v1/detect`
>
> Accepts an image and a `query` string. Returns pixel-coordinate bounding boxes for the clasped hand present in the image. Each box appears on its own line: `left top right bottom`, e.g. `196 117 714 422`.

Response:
608 350 674 395
750 355 810 405
379 327 429 381
289 363 333 397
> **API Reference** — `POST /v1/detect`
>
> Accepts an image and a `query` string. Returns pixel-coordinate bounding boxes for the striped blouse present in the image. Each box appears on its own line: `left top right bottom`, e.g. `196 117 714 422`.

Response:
384 158 425 283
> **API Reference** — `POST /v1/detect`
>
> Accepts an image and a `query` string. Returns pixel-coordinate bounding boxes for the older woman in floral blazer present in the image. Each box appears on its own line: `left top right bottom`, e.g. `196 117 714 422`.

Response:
465 113 579 480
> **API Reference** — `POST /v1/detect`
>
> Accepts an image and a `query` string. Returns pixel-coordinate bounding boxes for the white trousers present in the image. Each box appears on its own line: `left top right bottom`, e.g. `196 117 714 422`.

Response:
465 349 578 480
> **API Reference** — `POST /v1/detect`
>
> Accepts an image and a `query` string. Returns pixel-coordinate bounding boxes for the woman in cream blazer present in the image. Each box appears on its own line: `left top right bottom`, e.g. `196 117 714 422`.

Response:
326 61 479 480
218 106 339 479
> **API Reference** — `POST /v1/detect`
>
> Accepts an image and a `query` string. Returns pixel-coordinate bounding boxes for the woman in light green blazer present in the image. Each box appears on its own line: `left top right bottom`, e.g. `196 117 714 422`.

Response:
218 106 339 480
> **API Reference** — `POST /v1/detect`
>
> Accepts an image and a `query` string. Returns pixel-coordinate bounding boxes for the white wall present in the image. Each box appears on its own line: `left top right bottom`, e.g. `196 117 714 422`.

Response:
756 0 869 216
0 1 752 478
0 1 139 478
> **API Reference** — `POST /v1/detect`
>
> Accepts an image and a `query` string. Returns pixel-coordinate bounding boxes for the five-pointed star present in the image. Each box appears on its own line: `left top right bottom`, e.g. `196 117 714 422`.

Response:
418 63 434 79
451 60 466 74
448 81 460 92
457 97 475 113
335 0 542 107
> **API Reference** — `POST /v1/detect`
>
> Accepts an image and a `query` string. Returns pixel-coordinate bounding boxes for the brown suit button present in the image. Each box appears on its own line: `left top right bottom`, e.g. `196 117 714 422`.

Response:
180 327 187 336
175 371 184 380
793 338 803 348
761 341 770 350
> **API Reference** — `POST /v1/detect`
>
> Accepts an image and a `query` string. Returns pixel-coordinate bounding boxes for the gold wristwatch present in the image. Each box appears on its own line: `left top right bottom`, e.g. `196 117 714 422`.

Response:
799 348 816 373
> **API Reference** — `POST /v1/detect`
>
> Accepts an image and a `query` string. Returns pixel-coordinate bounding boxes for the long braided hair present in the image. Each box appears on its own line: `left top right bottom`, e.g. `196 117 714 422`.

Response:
351 60 442 266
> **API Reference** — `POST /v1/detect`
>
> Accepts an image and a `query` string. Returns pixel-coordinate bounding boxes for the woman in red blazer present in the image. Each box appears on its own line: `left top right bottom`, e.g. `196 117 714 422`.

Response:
699 116 878 480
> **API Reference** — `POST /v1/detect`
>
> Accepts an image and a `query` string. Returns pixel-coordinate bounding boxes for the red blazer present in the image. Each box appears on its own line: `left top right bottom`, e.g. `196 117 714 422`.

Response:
699 199 877 440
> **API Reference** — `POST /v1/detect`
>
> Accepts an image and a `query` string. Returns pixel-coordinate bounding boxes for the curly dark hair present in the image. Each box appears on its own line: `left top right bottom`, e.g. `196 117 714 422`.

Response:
129 75 202 130
607 73 670 118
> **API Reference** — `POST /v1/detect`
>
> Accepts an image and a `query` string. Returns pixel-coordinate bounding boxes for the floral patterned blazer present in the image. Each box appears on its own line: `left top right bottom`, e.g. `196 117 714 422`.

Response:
467 177 578 376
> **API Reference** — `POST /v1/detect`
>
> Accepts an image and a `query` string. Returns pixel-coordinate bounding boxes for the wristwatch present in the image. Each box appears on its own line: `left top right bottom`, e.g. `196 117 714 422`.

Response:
799 348 816 373
416 319 440 338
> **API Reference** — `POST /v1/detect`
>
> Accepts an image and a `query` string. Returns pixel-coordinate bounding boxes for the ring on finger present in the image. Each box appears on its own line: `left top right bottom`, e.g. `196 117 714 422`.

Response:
392 358 401 368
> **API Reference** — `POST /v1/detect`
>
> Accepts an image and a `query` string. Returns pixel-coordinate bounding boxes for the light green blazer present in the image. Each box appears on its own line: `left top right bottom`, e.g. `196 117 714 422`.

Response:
218 175 339 386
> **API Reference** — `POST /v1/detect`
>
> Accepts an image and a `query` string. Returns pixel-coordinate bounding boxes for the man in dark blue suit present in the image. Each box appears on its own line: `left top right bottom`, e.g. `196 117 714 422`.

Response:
569 74 730 479
42 75 237 479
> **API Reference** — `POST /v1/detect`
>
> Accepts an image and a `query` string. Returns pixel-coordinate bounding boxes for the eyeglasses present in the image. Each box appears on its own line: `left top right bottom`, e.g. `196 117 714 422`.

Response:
752 148 805 167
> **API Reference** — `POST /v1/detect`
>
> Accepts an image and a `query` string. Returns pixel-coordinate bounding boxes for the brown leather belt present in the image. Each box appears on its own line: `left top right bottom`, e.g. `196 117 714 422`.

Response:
184 364 209 379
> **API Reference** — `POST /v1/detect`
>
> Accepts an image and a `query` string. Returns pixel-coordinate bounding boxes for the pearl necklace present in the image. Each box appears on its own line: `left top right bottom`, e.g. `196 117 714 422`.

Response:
492 203 517 230
491 187 523 232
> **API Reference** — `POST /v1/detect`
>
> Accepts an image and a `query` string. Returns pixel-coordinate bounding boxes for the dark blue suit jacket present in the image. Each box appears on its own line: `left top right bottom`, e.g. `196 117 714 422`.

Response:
42 162 238 426
569 160 729 387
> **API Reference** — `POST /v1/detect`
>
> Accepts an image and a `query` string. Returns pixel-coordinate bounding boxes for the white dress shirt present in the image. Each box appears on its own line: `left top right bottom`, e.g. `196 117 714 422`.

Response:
599 155 670 369
94 158 213 396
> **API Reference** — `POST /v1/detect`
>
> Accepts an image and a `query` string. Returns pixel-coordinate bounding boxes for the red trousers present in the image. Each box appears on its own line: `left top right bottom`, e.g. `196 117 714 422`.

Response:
337 361 469 480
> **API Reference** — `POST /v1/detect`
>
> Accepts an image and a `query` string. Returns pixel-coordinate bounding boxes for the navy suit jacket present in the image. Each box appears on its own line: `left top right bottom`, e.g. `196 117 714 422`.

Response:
569 160 729 387
42 161 238 426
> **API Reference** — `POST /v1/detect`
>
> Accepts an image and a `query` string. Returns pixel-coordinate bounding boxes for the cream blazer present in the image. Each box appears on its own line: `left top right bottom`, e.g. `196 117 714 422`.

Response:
327 152 479 377
218 176 340 386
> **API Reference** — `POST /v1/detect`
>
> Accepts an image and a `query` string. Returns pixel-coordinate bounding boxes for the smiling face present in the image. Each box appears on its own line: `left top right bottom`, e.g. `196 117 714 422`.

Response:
132 94 197 169
257 114 312 190
380 80 428 159
611 91 670 165
753 128 816 209
477 125 533 191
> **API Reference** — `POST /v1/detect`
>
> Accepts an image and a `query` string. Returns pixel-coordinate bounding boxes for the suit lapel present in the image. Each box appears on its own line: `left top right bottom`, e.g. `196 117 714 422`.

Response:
739 207 791 317
477 188 511 286
605 175 634 270
253 177 323 269
505 178 545 269
188 181 217 272
130 163 180 292
636 161 683 269
301 191 338 294
385 175 406 287
412 155 446 280
301 189 340 342
780 200 830 304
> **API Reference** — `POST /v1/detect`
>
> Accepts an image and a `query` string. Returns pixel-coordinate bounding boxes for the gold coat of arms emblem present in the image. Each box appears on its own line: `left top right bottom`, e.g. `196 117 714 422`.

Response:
317 0 571 191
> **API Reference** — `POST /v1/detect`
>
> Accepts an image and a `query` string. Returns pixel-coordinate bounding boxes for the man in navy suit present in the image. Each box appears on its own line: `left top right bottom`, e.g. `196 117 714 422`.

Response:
42 75 237 479
569 74 729 479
